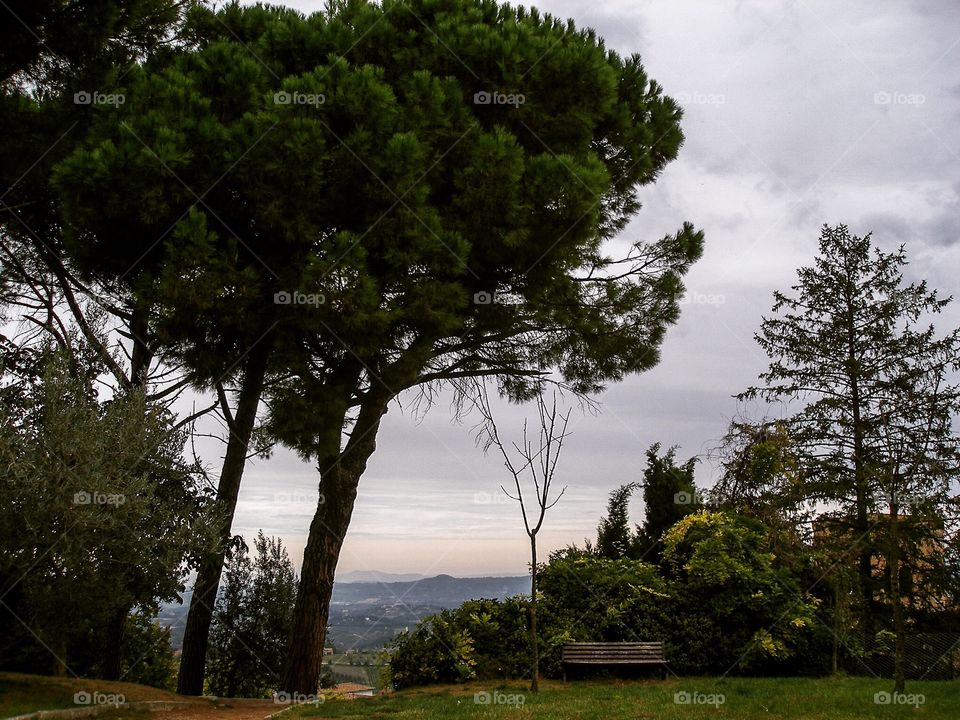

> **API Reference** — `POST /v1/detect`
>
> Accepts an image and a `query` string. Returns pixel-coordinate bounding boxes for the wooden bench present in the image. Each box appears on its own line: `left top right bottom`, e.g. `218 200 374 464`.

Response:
561 641 668 681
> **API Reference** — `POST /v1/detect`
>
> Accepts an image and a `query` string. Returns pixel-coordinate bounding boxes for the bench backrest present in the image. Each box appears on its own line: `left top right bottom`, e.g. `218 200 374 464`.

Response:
562 641 664 662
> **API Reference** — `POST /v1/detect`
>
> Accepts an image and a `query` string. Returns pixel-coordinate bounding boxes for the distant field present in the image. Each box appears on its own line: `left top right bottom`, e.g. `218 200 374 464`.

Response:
324 656 382 689
291 676 960 719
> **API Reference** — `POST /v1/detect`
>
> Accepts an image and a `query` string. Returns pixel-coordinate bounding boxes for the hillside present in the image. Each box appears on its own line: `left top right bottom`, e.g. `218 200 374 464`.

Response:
325 574 530 649
159 574 530 651
330 574 529 606
0 672 183 718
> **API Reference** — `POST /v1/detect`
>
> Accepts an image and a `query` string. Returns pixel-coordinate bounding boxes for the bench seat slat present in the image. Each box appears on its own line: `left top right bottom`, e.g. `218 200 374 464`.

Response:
564 659 664 664
561 641 668 680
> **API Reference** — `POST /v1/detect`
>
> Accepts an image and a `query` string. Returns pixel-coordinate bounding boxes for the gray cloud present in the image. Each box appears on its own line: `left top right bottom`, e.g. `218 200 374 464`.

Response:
224 0 960 575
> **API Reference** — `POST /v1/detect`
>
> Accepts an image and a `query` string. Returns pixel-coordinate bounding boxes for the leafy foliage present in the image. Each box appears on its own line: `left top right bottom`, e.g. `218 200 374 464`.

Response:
205 532 298 698
1 0 191 90
120 610 178 690
388 606 482 689
594 483 640 560
739 224 960 687
587 444 699 563
539 553 670 648
388 596 545 688
635 444 699 562
51 0 702 691
662 511 825 674
740 225 960 521
391 509 826 687
0 342 215 676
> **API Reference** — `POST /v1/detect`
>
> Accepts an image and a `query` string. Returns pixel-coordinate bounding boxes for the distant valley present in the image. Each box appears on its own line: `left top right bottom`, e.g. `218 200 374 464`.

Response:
159 573 529 651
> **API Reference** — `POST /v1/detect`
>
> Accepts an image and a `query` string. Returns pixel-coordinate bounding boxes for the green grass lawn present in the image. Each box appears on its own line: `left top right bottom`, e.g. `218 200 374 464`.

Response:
289 677 960 720
0 672 176 718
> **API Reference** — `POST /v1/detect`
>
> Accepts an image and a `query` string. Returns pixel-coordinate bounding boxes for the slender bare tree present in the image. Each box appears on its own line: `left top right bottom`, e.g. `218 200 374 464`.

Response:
475 384 571 693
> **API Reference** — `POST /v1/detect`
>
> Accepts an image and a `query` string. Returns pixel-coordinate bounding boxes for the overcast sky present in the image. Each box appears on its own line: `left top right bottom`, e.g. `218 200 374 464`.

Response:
218 0 960 577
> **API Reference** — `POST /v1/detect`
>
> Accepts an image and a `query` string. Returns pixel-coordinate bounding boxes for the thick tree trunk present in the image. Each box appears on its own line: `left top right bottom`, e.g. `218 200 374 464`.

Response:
529 533 539 693
177 343 271 696
51 629 68 677
281 396 389 695
100 604 130 680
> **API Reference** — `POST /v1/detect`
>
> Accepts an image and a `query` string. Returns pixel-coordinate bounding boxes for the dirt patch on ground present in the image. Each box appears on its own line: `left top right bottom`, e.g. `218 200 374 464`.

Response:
150 698 279 720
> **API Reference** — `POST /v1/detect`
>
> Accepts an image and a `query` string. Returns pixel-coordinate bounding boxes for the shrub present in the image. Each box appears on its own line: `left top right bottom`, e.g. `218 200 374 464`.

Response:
539 554 670 649
388 512 827 687
662 511 823 674
121 610 178 690
205 533 298 697
387 609 478 689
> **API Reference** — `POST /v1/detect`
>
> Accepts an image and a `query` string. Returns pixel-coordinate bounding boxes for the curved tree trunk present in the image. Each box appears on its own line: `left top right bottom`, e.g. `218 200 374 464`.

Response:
281 395 389 695
177 343 271 695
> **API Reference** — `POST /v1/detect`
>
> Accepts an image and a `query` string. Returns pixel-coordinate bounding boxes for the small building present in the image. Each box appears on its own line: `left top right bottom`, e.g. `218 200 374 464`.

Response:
323 647 334 656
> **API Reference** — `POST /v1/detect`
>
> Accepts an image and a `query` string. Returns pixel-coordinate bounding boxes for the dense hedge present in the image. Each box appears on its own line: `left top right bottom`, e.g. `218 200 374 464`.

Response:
388 512 833 687
388 597 532 689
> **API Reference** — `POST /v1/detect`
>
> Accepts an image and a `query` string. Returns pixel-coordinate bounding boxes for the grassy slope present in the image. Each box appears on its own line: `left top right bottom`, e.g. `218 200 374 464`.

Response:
0 672 180 718
292 677 960 720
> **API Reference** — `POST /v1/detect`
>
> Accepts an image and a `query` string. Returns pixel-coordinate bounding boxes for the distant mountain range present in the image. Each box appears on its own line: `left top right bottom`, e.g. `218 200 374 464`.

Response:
335 570 425 583
159 573 530 650
331 573 529 606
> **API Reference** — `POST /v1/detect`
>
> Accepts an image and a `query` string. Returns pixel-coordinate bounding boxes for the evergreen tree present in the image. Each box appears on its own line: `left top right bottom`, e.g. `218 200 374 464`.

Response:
54 0 702 692
595 483 639 560
206 532 298 698
635 443 699 562
740 224 960 688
